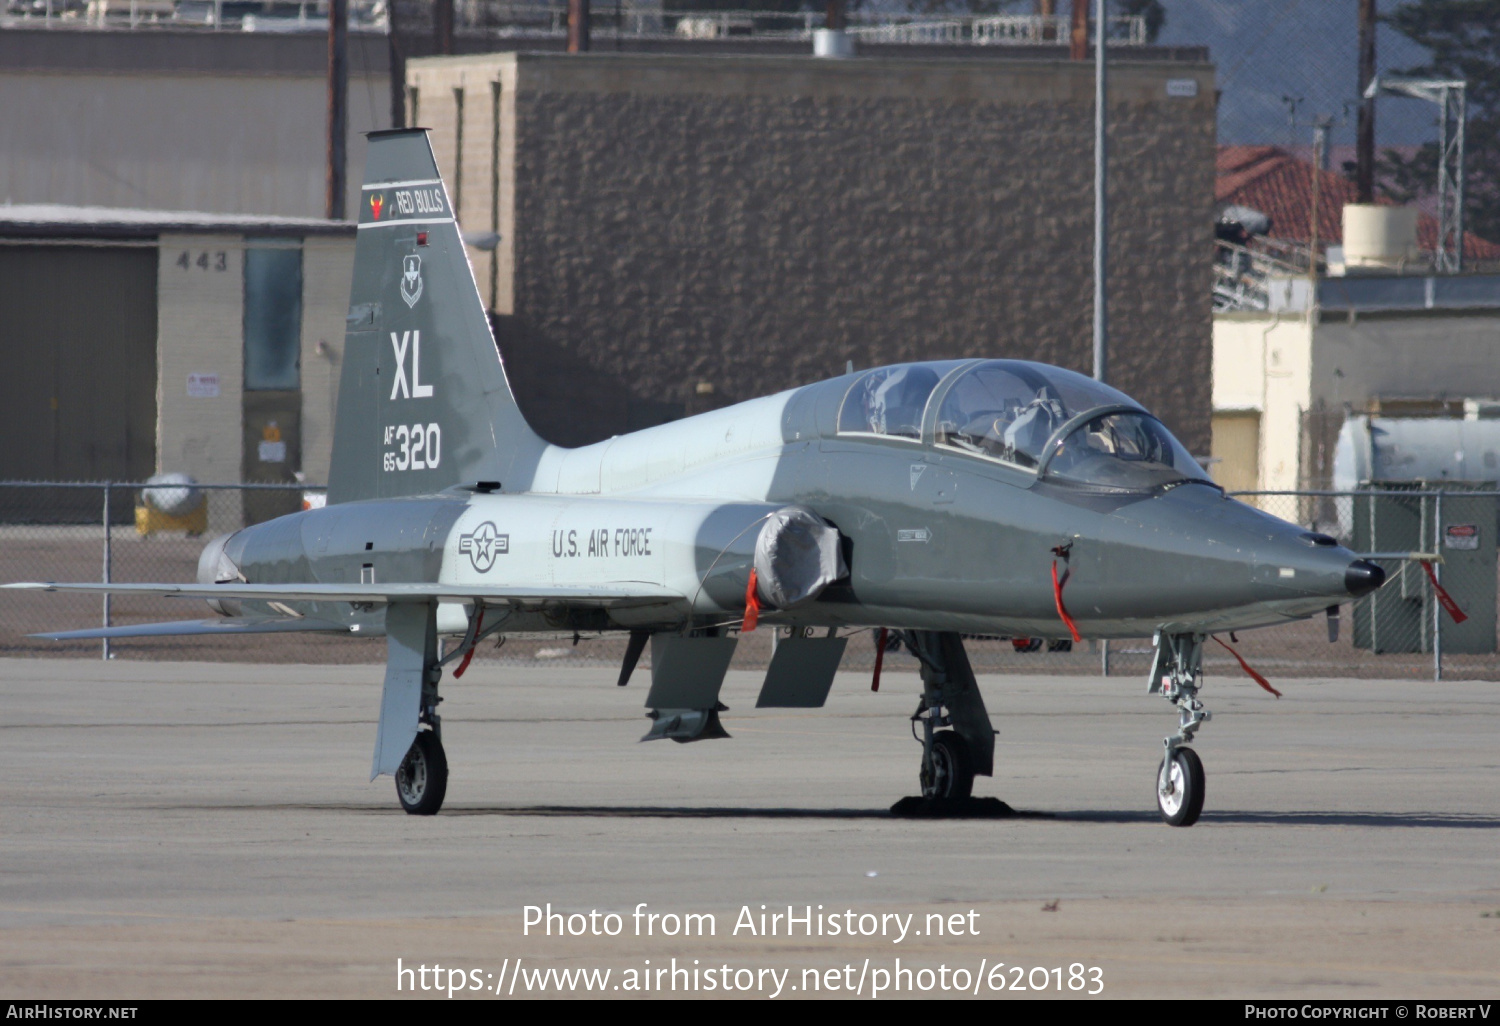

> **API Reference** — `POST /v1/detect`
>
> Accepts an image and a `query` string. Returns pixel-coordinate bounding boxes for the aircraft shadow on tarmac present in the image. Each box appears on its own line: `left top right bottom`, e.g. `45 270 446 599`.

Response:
437 804 1033 820
432 806 1500 829
1034 810 1500 829
165 804 1500 828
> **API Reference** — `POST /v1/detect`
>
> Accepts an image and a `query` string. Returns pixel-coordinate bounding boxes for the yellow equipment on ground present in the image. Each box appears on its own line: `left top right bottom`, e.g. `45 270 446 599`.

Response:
135 501 208 537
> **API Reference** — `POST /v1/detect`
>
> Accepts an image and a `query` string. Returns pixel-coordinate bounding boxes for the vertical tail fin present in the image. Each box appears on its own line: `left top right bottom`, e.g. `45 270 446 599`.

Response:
328 129 545 504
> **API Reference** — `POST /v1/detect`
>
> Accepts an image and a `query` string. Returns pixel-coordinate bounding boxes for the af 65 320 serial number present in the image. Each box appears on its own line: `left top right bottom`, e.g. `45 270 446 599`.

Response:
382 422 442 472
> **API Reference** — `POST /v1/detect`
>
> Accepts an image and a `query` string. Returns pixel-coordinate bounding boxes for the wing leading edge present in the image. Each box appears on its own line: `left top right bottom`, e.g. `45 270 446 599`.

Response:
4 581 684 607
34 616 353 641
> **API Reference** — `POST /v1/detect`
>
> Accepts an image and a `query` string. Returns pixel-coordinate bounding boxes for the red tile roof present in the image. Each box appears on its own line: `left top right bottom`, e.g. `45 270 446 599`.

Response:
1216 145 1500 261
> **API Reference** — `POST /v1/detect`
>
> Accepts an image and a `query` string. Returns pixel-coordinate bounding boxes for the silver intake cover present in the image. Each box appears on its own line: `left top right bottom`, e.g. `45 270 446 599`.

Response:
753 506 847 609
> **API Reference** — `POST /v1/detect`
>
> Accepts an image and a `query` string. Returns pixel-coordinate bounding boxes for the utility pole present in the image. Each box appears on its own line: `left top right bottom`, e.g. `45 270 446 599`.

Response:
568 0 591 52
1310 117 1330 286
434 0 454 53
326 0 348 220
1094 0 1109 682
1093 0 1107 385
1355 0 1376 202
387 5 405 129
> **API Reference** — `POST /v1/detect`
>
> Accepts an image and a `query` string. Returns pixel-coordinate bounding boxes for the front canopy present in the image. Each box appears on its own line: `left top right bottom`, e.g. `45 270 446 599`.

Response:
1043 410 1210 493
933 360 1143 470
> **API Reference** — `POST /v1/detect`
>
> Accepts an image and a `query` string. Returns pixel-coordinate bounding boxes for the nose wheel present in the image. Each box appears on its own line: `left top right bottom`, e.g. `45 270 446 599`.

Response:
1156 746 1204 826
395 730 448 815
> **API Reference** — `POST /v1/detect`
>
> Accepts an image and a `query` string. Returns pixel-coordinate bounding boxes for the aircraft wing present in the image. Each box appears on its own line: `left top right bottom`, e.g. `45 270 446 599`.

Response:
4 581 683 608
33 616 353 641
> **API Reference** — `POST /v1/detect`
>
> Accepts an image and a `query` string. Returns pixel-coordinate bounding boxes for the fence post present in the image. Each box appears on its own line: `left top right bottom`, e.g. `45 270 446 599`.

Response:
1433 491 1442 682
102 481 112 662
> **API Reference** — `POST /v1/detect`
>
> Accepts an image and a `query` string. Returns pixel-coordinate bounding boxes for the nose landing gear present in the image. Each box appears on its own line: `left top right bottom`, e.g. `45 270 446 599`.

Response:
1150 631 1211 827
1157 746 1204 827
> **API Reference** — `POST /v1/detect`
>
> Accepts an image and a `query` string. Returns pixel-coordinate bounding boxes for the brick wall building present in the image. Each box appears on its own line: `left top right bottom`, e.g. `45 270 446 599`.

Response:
407 52 1217 452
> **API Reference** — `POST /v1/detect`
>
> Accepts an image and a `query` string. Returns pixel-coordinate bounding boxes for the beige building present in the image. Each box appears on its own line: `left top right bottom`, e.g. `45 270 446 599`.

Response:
0 207 354 510
1212 274 1500 495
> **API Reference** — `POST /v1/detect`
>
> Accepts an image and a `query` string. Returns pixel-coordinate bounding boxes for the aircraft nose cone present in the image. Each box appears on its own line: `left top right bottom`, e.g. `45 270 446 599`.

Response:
1345 559 1387 598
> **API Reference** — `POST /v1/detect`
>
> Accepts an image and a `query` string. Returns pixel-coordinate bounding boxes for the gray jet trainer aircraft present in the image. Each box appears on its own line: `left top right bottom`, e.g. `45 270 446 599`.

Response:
12 129 1387 825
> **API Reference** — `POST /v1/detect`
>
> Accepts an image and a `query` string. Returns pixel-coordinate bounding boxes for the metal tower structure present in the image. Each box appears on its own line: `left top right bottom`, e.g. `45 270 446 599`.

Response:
1365 76 1468 273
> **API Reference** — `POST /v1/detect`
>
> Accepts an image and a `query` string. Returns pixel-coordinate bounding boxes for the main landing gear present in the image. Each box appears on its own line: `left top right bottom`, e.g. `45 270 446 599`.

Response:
386 602 503 816
397 730 448 815
901 631 995 801
1150 632 1211 827
925 731 974 800
397 644 449 816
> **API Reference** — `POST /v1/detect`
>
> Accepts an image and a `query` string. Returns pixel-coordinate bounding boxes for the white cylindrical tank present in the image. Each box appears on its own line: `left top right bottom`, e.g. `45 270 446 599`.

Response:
1335 415 1500 489
1334 415 1500 539
813 28 855 57
1342 204 1419 270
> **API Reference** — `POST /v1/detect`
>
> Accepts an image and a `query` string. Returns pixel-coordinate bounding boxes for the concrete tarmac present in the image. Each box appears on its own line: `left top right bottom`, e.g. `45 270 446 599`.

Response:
1 658 1497 999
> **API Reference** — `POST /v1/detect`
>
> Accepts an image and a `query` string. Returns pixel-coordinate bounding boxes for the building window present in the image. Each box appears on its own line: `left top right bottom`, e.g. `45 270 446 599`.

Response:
243 238 303 391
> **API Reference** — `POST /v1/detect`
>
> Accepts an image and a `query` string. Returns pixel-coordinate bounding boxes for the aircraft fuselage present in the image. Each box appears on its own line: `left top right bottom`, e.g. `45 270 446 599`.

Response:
213 369 1370 641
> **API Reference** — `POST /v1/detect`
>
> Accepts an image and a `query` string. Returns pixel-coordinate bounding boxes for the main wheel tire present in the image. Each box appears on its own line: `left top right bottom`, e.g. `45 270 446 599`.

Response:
395 731 448 816
1157 747 1205 827
923 731 975 800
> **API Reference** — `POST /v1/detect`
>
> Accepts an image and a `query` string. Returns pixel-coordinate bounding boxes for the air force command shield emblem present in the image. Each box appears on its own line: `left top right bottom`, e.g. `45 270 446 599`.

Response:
400 254 424 308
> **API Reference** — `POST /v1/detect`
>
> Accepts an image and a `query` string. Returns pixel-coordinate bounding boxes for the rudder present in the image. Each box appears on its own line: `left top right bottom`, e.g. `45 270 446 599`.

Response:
328 129 545 504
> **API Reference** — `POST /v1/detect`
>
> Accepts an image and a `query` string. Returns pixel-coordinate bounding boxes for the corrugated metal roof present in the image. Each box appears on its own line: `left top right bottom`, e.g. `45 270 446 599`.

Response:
0 204 354 239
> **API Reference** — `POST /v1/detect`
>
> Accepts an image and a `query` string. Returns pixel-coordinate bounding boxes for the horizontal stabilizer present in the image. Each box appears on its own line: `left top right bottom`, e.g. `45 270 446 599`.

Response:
6 581 684 608
33 617 351 641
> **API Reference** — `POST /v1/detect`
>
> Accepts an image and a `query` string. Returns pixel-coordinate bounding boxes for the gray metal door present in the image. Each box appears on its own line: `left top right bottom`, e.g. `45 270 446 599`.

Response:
0 243 157 514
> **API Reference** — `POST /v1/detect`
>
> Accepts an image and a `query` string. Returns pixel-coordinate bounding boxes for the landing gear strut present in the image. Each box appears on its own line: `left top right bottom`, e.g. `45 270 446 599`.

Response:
903 631 993 801
1150 631 1211 826
398 639 448 815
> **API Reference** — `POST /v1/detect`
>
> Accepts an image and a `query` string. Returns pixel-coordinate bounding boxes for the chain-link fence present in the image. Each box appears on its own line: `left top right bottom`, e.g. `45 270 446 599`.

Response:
0 482 385 665
3 482 1497 681
1221 489 1500 682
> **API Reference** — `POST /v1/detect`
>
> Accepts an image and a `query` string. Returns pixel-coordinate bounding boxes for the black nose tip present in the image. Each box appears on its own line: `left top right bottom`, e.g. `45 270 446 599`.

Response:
1346 559 1387 597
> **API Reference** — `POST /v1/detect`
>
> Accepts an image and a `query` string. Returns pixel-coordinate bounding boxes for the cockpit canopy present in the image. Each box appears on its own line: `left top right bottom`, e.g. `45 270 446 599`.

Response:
1044 410 1208 492
837 359 1209 493
838 362 967 440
